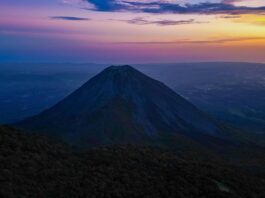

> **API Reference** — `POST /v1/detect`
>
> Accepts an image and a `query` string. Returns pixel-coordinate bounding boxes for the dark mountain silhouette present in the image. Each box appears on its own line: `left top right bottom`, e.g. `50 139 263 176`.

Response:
17 65 227 147
1 125 265 198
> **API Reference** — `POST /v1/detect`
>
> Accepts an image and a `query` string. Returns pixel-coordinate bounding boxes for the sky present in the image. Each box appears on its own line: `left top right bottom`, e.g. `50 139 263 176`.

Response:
1 0 265 63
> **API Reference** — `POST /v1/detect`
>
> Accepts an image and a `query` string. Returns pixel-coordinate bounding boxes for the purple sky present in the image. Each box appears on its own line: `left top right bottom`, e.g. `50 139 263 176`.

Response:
1 0 265 63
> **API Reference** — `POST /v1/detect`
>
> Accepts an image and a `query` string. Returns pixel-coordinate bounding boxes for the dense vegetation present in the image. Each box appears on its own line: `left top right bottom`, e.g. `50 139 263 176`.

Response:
1 126 265 198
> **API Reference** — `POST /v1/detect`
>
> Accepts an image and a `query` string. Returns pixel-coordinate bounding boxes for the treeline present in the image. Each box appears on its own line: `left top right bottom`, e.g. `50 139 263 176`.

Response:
0 126 265 198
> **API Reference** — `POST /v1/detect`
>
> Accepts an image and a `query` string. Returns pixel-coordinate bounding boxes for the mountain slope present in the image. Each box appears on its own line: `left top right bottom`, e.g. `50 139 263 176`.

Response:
16 65 226 147
1 125 265 198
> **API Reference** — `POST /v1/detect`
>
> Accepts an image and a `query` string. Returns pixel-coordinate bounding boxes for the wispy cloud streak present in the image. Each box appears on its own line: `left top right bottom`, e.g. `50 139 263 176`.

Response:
115 37 265 45
50 16 90 21
117 17 205 26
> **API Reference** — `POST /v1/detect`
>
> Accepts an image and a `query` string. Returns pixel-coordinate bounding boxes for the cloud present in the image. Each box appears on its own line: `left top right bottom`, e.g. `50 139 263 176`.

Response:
50 16 90 21
87 0 122 11
118 17 205 26
61 0 95 9
219 15 241 18
115 37 265 45
81 0 265 15
222 0 243 4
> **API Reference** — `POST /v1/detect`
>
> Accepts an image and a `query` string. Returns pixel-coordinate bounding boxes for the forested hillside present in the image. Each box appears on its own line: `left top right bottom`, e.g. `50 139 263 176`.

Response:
1 126 265 198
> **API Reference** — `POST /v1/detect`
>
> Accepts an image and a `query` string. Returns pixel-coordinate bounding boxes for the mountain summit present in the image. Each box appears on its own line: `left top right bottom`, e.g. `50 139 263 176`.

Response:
17 65 225 147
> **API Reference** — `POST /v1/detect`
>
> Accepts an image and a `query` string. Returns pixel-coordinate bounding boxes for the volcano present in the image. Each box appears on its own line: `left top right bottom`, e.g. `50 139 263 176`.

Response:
17 65 226 147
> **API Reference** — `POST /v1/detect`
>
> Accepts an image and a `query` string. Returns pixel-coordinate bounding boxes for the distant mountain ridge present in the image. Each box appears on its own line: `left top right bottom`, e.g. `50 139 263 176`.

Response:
16 65 228 148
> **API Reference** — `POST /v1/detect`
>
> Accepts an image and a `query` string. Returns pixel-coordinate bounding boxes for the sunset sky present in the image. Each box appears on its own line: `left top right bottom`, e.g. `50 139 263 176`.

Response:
1 0 265 63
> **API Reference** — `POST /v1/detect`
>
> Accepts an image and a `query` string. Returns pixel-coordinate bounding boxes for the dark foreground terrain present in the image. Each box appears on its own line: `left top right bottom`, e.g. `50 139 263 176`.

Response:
1 126 265 198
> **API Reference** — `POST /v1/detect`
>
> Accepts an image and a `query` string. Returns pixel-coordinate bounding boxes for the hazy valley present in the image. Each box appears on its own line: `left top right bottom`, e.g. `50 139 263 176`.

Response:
1 62 265 142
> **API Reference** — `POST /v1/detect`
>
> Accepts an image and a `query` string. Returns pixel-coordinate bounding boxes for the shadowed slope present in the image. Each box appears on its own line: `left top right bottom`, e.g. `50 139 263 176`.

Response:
17 65 226 147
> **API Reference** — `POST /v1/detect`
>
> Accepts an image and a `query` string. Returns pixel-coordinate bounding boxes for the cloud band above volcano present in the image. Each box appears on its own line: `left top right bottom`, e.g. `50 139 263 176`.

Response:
80 0 265 15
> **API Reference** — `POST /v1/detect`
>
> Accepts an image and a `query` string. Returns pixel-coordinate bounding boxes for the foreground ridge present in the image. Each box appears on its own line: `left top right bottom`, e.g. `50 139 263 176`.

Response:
1 126 265 198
